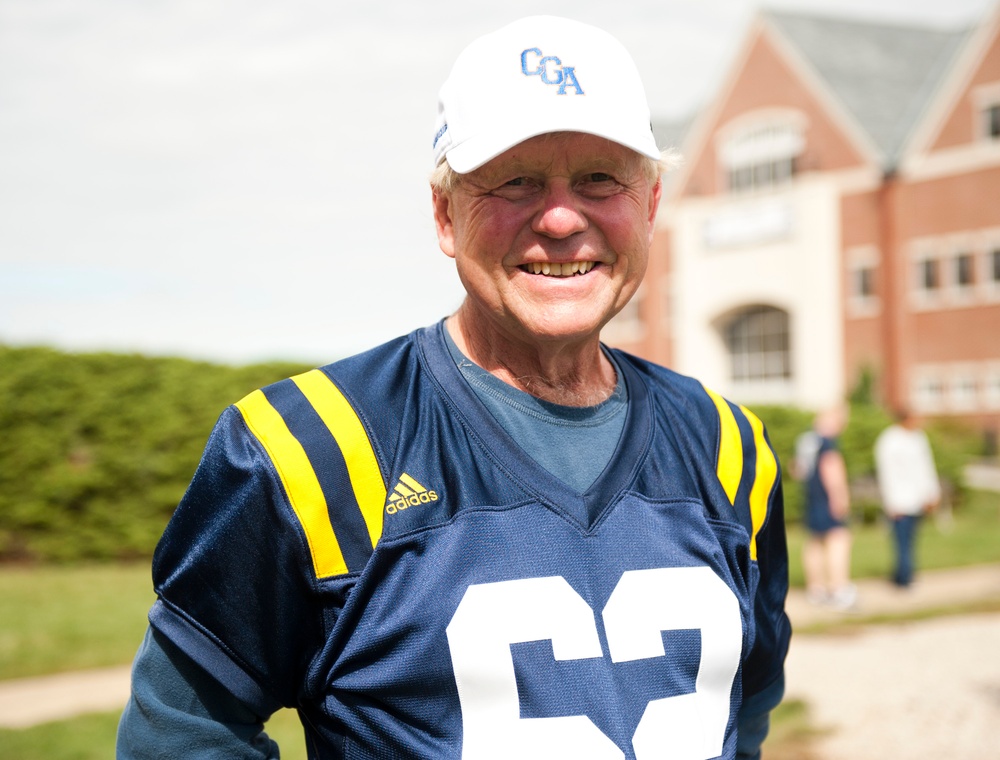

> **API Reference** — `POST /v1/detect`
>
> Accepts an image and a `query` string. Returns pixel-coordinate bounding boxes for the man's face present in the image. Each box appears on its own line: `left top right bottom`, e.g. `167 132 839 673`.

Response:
433 132 661 349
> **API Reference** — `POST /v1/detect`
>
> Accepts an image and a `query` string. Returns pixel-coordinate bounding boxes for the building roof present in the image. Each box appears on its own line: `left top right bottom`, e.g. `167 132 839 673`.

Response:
652 116 694 154
764 11 970 166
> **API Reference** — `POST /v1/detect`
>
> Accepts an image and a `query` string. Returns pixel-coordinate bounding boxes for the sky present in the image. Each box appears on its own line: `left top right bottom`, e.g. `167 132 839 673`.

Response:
1 0 996 365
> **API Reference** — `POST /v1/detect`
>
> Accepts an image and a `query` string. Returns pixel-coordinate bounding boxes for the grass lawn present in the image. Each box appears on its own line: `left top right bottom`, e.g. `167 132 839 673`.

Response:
0 563 154 680
785 487 1000 588
0 708 309 760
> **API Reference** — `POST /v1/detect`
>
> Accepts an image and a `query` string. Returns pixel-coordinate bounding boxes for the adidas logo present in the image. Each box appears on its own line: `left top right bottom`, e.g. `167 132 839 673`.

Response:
385 473 439 514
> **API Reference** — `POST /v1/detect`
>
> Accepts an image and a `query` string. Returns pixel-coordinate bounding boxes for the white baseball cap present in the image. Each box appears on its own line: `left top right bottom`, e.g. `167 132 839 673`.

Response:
432 16 660 173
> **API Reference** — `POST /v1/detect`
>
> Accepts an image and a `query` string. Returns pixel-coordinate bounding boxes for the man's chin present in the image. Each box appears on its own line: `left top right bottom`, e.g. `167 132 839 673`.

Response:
510 312 613 347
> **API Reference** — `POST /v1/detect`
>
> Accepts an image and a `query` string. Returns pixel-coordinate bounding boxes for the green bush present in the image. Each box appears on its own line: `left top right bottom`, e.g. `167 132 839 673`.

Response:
0 344 987 561
0 346 311 562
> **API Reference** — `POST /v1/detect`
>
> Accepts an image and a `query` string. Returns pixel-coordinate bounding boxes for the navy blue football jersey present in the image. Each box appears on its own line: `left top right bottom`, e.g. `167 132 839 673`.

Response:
150 321 790 759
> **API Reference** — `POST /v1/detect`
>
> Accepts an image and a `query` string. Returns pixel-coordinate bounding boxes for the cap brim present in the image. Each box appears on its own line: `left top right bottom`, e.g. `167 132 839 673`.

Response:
445 124 660 174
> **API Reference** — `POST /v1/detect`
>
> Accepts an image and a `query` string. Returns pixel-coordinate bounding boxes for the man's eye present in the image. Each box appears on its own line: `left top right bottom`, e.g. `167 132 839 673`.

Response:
577 172 622 197
490 176 538 199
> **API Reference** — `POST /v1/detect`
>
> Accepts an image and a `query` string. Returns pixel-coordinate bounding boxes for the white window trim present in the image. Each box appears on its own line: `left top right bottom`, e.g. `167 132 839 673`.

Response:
716 109 808 195
979 227 1000 303
948 363 980 412
984 361 1000 411
911 364 948 414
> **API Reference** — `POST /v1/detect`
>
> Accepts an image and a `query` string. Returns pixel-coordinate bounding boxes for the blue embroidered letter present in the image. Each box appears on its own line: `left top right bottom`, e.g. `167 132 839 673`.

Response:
557 66 584 95
538 56 563 85
520 48 583 94
521 48 543 76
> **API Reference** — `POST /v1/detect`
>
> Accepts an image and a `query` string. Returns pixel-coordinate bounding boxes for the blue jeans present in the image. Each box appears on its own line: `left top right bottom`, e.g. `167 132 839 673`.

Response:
891 514 921 587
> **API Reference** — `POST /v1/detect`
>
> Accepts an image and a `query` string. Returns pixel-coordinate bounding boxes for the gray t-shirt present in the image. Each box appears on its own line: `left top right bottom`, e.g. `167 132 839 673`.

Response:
443 329 627 510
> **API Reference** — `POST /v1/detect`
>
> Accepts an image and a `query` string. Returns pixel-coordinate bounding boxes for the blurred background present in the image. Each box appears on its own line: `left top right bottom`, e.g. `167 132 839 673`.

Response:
2 1 999 758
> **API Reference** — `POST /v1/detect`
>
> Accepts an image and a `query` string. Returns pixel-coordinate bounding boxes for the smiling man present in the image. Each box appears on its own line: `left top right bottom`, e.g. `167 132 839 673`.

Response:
118 16 790 760
434 132 658 407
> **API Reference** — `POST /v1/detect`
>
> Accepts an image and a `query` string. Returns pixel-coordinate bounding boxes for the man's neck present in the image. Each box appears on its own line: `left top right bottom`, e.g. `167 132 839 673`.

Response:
445 312 617 408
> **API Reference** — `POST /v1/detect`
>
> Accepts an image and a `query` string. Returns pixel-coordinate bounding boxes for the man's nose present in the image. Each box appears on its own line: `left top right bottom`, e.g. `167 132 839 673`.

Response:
531 183 588 238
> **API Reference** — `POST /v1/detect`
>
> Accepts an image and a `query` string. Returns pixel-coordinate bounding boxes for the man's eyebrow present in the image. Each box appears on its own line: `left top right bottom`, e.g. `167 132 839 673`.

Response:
475 159 551 181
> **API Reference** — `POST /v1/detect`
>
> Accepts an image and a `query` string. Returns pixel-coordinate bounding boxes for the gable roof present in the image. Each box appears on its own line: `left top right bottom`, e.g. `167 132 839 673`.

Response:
764 11 971 167
652 117 694 155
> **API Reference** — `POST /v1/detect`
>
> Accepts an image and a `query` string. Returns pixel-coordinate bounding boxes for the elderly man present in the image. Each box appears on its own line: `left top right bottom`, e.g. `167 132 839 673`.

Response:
118 16 789 760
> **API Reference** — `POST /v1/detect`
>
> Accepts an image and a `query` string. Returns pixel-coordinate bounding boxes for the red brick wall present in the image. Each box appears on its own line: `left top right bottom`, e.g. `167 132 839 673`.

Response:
932 25 1000 150
679 28 867 199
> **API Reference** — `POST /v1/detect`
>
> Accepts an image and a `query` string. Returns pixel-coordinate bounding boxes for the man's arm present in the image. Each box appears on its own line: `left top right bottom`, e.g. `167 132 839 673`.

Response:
736 674 785 760
117 627 279 759
734 408 792 760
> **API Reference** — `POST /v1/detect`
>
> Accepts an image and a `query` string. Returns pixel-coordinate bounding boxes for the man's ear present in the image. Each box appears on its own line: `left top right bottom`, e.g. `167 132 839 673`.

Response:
432 189 456 259
647 178 662 245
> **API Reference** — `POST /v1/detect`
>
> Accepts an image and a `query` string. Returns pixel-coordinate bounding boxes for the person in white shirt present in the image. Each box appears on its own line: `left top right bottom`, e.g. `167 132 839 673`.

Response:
874 409 941 588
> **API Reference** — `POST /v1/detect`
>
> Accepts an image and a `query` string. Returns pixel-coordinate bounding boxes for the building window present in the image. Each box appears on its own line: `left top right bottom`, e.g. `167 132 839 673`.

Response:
949 369 979 412
955 252 975 289
919 258 940 292
986 104 1000 140
912 368 946 414
725 305 790 381
985 365 1000 410
855 266 876 299
847 246 880 317
979 244 1000 301
720 122 803 194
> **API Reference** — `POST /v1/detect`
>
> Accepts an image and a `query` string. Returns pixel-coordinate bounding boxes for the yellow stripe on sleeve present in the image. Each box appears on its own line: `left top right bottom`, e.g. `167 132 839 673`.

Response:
741 406 778 562
235 389 348 578
291 370 386 552
703 385 743 505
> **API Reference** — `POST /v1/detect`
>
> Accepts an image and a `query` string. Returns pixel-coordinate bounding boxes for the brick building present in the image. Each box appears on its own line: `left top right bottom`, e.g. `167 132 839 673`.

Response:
607 6 1000 439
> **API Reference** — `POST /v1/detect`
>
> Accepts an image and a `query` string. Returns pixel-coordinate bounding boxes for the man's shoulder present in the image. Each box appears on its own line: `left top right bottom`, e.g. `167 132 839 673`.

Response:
320 328 426 386
229 326 435 448
611 349 738 423
611 348 704 398
246 326 431 401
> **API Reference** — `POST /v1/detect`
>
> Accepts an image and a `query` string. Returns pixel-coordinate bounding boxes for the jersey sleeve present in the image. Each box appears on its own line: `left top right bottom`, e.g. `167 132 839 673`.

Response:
117 626 280 757
149 369 386 716
734 410 791 703
700 386 791 702
739 431 790 702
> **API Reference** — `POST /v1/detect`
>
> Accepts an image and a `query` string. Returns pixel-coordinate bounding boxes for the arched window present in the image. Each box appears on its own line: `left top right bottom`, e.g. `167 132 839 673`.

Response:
719 118 804 193
724 306 790 381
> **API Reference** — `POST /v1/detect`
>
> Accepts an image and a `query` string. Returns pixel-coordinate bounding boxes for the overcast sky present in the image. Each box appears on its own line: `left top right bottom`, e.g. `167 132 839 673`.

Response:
1 0 995 365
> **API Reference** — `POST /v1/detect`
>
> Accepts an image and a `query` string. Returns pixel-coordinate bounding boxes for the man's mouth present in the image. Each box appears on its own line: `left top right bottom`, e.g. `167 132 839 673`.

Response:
520 261 596 277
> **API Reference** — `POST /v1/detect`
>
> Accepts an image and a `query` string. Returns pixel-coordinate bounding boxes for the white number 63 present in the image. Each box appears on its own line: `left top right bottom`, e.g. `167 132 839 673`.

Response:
446 567 742 760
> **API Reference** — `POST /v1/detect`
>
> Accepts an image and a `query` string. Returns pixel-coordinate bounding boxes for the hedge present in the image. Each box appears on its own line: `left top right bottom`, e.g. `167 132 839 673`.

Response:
0 345 985 562
0 346 310 562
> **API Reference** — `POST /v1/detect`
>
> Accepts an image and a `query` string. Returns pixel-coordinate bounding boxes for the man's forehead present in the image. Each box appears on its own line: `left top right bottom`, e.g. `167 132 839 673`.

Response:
472 132 644 176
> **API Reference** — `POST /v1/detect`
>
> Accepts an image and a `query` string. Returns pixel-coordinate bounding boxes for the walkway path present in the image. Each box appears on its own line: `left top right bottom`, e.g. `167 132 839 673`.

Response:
0 663 132 729
782 563 1000 760
785 612 1000 759
785 561 1000 628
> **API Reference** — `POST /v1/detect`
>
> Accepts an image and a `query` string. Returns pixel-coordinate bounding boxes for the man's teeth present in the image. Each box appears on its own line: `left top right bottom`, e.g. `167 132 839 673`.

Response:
523 261 595 277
